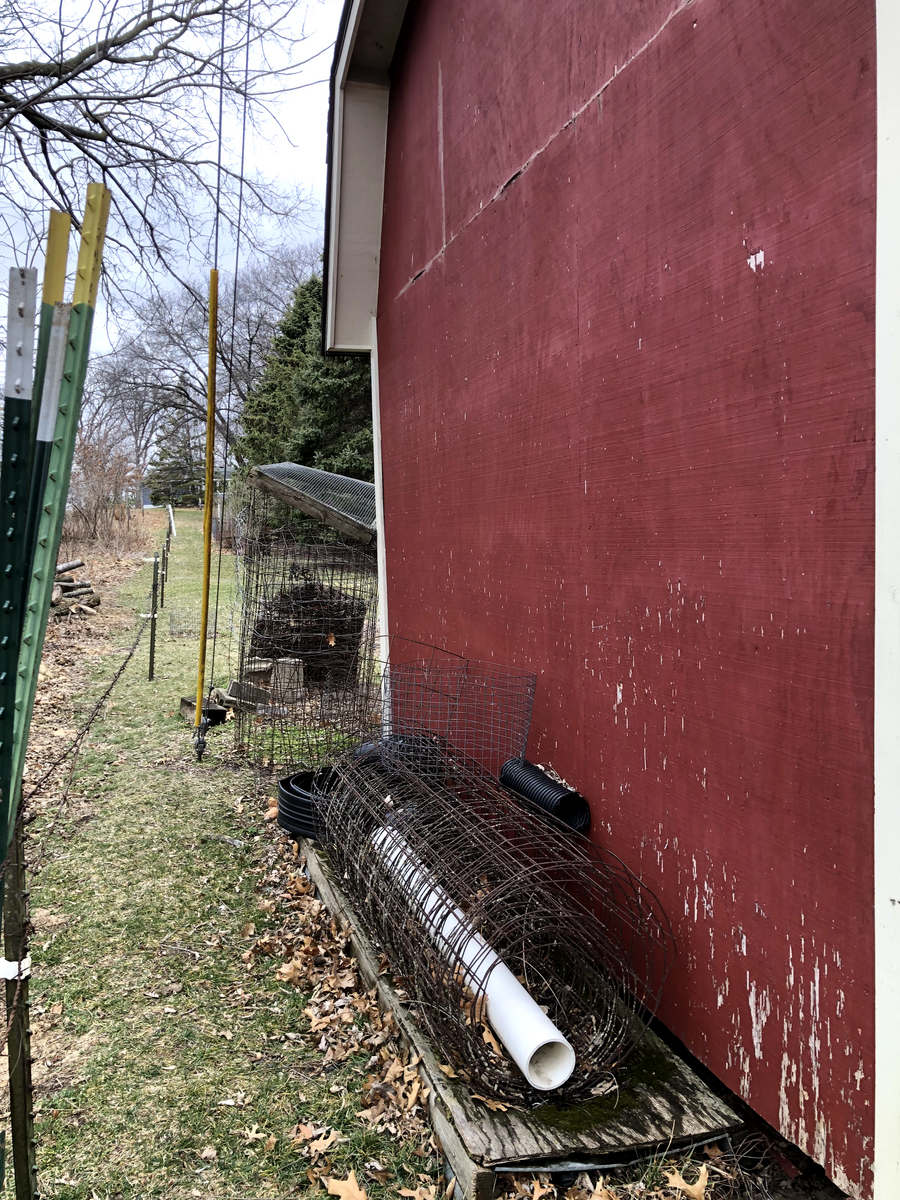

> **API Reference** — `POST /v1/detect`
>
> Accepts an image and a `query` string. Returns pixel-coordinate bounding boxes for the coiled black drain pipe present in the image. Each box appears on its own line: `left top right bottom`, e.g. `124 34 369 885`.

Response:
500 757 591 834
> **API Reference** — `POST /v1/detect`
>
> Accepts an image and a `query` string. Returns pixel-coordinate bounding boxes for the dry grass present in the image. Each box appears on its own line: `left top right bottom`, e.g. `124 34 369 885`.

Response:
19 511 439 1198
9 509 841 1200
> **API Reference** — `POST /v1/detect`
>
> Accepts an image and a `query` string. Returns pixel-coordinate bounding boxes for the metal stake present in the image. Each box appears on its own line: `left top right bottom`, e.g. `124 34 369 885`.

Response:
4 817 35 1200
149 552 159 682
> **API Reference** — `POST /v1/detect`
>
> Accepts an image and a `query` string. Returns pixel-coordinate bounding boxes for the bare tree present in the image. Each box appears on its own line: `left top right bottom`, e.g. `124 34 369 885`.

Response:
65 426 140 547
91 240 320 463
0 0 323 286
82 361 168 486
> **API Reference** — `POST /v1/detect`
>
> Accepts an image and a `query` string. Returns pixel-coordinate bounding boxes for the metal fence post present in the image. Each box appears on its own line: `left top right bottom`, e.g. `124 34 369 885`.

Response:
4 821 35 1200
159 543 167 610
148 552 159 682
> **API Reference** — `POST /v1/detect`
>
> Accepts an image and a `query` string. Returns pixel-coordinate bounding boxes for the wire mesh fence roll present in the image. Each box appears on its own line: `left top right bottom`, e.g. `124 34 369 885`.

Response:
499 757 591 834
316 747 675 1105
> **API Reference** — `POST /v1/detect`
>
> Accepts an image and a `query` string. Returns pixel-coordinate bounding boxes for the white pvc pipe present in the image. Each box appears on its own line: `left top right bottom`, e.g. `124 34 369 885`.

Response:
371 826 576 1090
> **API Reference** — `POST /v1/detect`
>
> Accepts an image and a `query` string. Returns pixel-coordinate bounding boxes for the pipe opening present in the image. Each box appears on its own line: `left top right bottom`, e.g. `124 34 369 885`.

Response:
526 1038 576 1090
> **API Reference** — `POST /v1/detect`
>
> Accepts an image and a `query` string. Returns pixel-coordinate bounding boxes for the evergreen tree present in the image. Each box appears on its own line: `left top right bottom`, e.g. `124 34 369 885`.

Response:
145 416 206 505
235 276 373 481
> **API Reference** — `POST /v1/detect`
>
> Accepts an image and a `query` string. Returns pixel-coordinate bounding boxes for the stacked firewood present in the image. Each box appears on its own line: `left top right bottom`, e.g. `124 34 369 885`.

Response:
51 558 101 617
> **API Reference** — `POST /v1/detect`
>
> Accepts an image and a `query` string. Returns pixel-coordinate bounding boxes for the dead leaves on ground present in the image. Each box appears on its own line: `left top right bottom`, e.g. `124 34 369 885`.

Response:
663 1164 709 1199
492 1161 715 1200
325 1170 368 1200
247 834 436 1156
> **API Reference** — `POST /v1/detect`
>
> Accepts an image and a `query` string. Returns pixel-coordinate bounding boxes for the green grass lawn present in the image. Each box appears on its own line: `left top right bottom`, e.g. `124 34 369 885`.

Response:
25 510 441 1199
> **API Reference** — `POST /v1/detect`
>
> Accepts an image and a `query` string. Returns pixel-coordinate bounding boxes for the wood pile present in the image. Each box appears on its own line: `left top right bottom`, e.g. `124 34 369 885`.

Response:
50 558 102 618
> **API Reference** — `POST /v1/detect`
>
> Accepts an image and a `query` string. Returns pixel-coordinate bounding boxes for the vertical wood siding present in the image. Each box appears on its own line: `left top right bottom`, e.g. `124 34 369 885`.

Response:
377 0 876 1192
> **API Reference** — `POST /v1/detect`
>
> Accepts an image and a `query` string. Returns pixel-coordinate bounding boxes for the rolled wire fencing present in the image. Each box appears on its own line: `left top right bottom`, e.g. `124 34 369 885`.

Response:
314 745 675 1105
292 641 674 1103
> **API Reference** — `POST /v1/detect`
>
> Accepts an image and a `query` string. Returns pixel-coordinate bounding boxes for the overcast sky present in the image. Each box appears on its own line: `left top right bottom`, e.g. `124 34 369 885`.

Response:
251 0 345 235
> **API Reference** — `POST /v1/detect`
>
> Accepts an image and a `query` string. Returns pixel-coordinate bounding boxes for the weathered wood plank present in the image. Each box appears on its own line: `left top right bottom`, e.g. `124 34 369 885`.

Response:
301 840 740 1183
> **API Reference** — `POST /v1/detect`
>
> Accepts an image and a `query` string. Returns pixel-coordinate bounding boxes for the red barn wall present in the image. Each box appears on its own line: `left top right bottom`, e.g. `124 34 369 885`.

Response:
375 0 876 1192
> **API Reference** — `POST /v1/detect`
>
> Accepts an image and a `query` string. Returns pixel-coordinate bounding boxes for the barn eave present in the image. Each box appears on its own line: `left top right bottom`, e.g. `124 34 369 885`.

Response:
322 0 408 355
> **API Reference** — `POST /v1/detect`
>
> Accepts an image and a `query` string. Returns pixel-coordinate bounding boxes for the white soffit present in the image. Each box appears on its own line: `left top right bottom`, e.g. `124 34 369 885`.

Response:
325 0 408 353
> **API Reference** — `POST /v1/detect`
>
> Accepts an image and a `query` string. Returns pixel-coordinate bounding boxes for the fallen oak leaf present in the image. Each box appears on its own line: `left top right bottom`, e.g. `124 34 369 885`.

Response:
664 1164 709 1200
532 1183 555 1199
309 1128 340 1156
471 1093 509 1112
481 1024 504 1057
239 1123 267 1142
590 1179 615 1199
436 1062 458 1078
263 1134 277 1152
290 1121 318 1142
326 1170 368 1199
199 1147 217 1162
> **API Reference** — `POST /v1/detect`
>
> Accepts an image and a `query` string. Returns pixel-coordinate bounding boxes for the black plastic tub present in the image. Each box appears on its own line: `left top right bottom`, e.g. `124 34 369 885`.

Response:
499 757 591 834
277 767 336 839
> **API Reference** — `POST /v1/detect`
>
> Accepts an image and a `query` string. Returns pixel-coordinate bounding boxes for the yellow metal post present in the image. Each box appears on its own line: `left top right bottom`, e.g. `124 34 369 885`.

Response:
42 211 71 305
194 269 218 739
73 183 110 308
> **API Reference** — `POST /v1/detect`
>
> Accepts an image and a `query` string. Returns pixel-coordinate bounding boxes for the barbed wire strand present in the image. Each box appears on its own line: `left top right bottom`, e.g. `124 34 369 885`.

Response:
0 615 149 1063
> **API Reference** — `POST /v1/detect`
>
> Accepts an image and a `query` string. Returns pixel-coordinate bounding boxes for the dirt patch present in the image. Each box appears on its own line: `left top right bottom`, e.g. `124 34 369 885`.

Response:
30 1025 100 1100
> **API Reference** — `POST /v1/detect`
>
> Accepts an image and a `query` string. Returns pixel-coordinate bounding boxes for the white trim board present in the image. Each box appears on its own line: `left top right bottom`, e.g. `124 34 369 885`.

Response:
370 314 389 646
327 80 390 352
325 0 400 353
875 0 900 1194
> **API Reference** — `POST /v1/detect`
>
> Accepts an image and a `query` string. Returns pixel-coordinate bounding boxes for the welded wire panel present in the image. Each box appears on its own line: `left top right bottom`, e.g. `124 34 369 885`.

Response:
249 462 376 541
234 490 380 770
380 645 536 780
316 747 675 1106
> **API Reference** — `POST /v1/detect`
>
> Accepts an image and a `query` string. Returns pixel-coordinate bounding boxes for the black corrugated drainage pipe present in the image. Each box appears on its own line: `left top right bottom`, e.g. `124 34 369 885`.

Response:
277 768 337 839
499 758 591 834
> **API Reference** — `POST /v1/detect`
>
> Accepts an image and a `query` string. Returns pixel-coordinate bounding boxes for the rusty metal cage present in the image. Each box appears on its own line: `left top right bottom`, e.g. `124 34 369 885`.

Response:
233 489 379 770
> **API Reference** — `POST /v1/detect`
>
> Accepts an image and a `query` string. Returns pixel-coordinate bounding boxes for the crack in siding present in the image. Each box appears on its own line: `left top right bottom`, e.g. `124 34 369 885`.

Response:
397 0 698 299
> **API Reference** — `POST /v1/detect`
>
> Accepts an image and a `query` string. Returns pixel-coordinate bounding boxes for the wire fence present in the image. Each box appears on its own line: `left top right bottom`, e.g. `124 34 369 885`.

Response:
316 743 675 1105
232 490 379 771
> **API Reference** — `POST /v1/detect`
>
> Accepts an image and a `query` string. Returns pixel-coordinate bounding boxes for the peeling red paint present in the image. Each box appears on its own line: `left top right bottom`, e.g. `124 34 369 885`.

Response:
376 0 876 1194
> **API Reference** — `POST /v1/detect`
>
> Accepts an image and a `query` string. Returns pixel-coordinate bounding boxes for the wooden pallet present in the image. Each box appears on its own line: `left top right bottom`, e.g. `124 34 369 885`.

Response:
302 841 740 1198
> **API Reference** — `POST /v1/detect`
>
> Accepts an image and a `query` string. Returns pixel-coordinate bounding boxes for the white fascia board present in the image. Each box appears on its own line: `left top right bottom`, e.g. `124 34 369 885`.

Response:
370 315 389 645
325 0 390 354
875 0 900 1194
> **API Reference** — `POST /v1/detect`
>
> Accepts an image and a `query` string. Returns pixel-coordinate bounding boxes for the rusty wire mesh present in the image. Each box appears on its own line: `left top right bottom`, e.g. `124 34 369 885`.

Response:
233 490 379 770
315 744 675 1105
376 639 537 781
